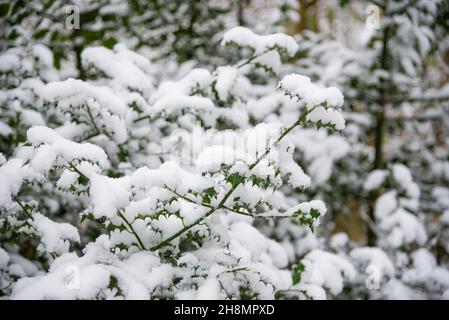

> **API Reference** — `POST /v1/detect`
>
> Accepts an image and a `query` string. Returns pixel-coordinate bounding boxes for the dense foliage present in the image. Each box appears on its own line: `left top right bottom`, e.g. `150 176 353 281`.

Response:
0 0 448 299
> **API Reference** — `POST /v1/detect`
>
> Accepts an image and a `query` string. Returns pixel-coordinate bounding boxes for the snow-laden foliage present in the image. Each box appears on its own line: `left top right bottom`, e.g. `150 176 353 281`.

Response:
0 24 355 300
1 0 448 300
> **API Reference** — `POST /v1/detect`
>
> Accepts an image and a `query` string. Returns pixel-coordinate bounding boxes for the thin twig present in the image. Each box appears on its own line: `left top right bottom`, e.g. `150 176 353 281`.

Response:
133 114 153 123
117 211 146 251
165 187 254 217
85 104 101 136
237 48 272 69
68 162 89 181
14 198 34 221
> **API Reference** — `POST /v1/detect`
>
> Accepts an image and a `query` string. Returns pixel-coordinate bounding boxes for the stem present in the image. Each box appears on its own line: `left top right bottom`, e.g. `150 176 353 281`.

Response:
218 280 232 299
133 115 153 123
150 206 216 251
220 267 249 274
68 162 89 181
167 187 294 219
249 114 306 171
14 198 34 221
85 104 101 136
237 48 272 69
166 187 254 217
256 214 294 219
117 211 146 251
151 116 305 251
82 132 101 141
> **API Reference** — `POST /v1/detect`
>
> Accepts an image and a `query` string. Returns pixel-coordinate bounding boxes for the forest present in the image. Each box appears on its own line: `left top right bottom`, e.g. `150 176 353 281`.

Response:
0 0 449 300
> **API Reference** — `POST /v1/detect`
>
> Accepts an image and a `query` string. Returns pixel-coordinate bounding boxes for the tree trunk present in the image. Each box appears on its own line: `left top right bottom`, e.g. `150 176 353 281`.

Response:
367 26 390 246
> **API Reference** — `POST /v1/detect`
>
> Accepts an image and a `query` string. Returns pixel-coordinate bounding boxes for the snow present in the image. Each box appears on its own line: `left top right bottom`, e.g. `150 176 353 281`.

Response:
12 240 165 299
0 52 20 72
82 45 154 92
42 78 130 144
32 44 53 68
364 169 388 191
441 210 449 226
374 190 398 220
130 161 214 195
279 74 344 108
253 50 282 74
285 200 327 230
287 200 327 218
196 278 222 299
289 129 350 185
2 31 346 297
247 93 285 120
392 164 413 188
432 187 449 209
195 145 250 173
26 126 109 173
330 233 349 249
151 69 212 102
278 156 312 188
124 198 158 222
0 122 13 136
151 215 184 240
350 247 395 278
144 263 175 291
12 262 111 299
0 247 9 269
383 279 422 300
402 249 449 291
32 213 80 255
2 16 447 300
229 222 272 262
296 283 326 300
43 78 127 117
178 201 209 225
302 250 355 296
222 27 298 57
8 254 39 277
392 164 420 198
151 96 215 118
213 66 239 101
379 208 427 248
0 159 39 209
56 168 79 189
306 106 346 130
89 175 131 219
20 109 46 127
187 121 312 189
